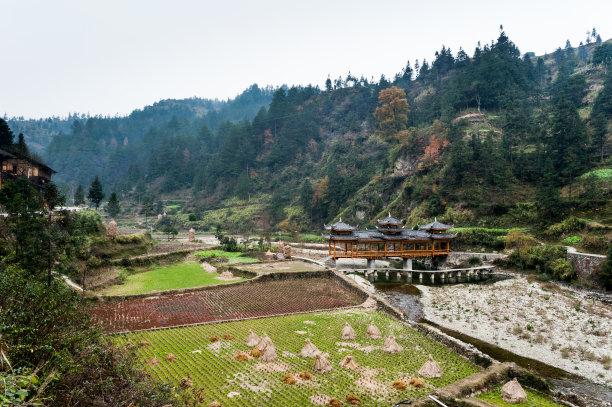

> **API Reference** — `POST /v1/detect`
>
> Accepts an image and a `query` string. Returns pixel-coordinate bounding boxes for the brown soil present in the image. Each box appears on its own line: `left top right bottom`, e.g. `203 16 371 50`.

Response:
90 277 364 333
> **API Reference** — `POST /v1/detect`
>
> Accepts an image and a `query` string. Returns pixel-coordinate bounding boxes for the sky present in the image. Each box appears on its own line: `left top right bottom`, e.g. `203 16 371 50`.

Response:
1 0 611 119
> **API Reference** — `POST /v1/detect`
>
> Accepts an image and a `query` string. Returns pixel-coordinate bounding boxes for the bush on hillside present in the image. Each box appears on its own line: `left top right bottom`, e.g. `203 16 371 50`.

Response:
600 245 612 291
0 267 181 406
452 228 509 251
506 245 569 278
549 258 575 281
542 216 586 239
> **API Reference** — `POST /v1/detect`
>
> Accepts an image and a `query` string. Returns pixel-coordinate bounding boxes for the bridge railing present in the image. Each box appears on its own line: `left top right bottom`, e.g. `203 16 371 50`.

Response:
329 249 450 258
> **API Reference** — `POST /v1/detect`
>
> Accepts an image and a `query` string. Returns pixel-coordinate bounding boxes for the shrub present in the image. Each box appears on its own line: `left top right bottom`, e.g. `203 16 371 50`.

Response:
507 244 568 277
549 259 574 281
544 216 586 238
580 235 609 253
600 245 612 291
452 228 510 251
562 235 582 244
188 213 197 222
0 267 180 406
468 257 483 267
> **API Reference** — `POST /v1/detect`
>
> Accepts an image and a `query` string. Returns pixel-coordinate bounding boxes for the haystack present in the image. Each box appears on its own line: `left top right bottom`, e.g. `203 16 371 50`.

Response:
260 344 278 362
418 355 443 378
341 322 357 340
208 402 221 407
265 250 274 260
283 245 292 258
219 271 235 279
339 354 360 370
313 352 332 373
188 228 195 242
276 241 285 253
501 377 527 403
255 334 275 353
246 330 260 347
382 335 402 354
300 338 320 358
366 322 382 339
107 220 118 240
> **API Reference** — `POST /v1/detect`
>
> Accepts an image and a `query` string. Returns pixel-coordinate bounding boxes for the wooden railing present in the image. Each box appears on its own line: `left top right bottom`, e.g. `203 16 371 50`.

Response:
329 249 450 259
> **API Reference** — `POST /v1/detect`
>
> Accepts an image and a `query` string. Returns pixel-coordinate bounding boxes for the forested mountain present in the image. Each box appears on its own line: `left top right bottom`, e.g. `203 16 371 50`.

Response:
9 31 612 233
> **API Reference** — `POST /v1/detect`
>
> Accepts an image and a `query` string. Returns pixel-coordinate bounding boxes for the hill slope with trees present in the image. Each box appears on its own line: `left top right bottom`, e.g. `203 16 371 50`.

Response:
9 31 612 245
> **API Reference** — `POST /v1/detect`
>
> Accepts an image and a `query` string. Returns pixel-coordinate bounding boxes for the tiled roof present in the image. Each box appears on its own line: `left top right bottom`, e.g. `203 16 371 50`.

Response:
418 218 453 230
324 218 357 231
377 213 402 225
0 148 15 158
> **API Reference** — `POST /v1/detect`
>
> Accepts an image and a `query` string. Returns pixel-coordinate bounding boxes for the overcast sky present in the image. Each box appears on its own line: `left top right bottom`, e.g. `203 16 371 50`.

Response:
1 0 610 118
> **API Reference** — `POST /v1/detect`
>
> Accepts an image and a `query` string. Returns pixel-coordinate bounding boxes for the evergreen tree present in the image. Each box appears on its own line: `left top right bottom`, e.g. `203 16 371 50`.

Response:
234 171 250 200
106 192 120 218
0 118 14 148
16 133 29 157
73 184 85 206
87 176 105 209
140 196 156 227
548 97 588 191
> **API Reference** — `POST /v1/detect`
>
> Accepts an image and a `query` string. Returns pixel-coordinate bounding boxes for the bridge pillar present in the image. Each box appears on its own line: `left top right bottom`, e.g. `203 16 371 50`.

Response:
406 271 412 282
367 259 376 270
403 258 413 270
385 271 389 280
441 272 445 284
419 272 423 284
430 273 435 284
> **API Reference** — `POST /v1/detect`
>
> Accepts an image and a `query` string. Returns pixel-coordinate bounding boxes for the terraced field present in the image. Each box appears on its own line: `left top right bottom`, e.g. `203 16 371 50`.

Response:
113 309 481 406
90 276 365 333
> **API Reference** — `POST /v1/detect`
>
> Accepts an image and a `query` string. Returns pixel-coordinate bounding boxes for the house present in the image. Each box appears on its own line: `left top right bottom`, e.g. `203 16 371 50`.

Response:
0 148 56 191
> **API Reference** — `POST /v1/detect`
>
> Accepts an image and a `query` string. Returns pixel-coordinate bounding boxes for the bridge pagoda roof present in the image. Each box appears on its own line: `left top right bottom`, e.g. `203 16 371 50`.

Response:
377 213 402 225
323 218 357 231
418 218 453 231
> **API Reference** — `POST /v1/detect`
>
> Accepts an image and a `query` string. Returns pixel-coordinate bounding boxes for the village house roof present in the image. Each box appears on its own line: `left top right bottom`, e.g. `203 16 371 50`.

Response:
0 148 15 158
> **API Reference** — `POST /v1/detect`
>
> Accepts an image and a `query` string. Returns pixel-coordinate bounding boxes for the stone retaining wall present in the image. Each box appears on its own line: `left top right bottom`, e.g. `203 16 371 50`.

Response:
566 246 606 288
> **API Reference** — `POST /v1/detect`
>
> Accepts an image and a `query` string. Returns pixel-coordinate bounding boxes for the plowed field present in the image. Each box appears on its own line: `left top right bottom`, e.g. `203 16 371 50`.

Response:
91 277 365 333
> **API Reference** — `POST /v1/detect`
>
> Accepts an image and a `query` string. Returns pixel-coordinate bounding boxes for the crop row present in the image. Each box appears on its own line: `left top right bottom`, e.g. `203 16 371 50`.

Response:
90 276 365 333
114 309 481 406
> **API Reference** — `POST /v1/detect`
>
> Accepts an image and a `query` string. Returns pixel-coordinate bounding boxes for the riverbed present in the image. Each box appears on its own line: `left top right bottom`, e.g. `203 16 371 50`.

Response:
373 277 612 402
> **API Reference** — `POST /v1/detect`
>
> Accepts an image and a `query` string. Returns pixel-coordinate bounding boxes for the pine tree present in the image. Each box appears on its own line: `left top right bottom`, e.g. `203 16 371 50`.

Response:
0 118 14 148
140 196 156 227
74 185 85 206
106 192 120 218
87 176 105 209
16 133 29 157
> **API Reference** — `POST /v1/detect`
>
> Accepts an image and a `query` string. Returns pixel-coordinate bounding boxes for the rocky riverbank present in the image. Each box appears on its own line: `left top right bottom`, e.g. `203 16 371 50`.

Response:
418 276 612 386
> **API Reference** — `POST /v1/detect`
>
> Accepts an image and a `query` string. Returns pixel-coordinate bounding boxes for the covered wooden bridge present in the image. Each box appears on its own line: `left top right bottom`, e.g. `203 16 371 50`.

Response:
322 215 456 269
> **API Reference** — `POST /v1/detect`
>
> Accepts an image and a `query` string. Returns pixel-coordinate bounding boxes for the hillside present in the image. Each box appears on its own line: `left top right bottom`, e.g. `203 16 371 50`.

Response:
8 33 612 246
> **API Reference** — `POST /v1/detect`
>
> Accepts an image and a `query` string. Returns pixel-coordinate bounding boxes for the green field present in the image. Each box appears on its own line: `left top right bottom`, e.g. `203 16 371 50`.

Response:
194 250 259 265
103 263 244 295
476 385 562 407
114 310 481 406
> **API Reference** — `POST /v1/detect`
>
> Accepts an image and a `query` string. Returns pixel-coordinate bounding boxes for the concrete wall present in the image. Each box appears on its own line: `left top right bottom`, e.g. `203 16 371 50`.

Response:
567 247 606 287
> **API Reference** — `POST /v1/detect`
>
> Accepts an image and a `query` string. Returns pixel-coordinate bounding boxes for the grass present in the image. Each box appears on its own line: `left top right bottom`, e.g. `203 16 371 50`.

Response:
562 235 582 244
194 250 258 265
103 263 244 295
476 385 562 406
581 168 612 179
114 309 481 406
